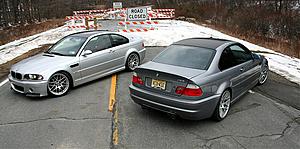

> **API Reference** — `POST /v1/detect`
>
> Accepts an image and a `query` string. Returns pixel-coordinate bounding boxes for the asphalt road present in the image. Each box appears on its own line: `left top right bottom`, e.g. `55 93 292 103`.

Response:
0 47 299 149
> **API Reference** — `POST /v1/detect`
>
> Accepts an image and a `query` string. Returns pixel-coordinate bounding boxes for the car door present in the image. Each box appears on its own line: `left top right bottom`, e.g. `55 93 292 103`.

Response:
228 44 255 95
79 34 114 80
108 34 130 67
235 44 261 87
219 47 245 99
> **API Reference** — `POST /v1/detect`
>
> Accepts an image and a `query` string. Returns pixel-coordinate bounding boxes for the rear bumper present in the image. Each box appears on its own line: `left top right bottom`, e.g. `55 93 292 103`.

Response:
9 75 48 97
129 84 221 120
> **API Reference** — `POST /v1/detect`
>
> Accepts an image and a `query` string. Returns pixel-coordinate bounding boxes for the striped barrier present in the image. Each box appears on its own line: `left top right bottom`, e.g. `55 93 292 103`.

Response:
65 16 95 20
118 28 155 32
73 8 127 15
118 21 159 26
67 25 99 29
152 9 175 12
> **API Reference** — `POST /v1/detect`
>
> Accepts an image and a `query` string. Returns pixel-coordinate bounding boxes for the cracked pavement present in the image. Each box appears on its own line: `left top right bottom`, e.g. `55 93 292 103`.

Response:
0 47 299 149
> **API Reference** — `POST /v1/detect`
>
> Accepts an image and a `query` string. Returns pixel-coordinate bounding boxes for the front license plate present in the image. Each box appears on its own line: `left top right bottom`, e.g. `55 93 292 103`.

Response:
151 79 166 90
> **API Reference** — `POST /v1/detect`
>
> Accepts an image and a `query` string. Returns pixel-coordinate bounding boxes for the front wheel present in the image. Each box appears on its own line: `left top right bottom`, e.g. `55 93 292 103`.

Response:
47 72 70 97
126 53 140 71
257 64 269 85
212 90 231 121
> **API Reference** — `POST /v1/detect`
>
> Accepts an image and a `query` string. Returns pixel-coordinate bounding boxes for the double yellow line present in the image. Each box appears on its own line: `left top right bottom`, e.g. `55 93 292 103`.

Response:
108 74 118 145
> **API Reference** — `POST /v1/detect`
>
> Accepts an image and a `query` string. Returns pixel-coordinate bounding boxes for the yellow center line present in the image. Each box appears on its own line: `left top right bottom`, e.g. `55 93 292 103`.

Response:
108 74 117 112
113 108 119 145
108 74 119 145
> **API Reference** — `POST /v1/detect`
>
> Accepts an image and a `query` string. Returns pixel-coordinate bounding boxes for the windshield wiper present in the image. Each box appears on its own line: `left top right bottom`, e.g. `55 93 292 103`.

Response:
47 52 66 56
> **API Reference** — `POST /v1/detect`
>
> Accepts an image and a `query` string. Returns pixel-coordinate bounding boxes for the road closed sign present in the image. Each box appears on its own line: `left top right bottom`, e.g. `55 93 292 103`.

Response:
113 2 122 9
127 7 147 21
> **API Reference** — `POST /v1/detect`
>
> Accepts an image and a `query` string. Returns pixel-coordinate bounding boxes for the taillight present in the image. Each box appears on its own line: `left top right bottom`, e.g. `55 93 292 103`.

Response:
132 72 144 85
175 84 203 96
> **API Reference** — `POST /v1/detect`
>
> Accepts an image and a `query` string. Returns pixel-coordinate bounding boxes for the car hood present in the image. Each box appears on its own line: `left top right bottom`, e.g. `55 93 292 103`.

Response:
11 53 76 74
139 61 206 79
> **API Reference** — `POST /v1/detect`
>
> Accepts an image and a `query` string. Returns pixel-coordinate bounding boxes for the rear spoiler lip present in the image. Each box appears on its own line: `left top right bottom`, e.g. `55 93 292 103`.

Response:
134 67 199 84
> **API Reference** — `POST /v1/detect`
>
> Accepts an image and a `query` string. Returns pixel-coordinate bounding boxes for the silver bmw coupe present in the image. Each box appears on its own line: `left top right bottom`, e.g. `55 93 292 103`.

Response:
9 31 145 97
129 38 268 121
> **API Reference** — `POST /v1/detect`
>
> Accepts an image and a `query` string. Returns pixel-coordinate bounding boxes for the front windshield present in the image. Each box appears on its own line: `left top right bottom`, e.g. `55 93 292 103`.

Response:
47 36 87 56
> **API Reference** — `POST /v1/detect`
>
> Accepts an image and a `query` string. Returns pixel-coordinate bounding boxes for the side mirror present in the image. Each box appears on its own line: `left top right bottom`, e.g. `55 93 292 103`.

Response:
252 53 260 60
82 50 92 56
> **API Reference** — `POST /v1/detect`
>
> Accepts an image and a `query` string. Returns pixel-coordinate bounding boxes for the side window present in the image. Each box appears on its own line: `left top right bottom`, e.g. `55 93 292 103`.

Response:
229 45 252 64
84 35 112 53
110 34 129 47
219 48 236 71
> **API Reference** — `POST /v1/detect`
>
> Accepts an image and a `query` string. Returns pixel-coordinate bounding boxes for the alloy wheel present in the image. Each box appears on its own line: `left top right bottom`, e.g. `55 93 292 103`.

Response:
48 73 70 96
219 90 231 118
127 53 140 70
259 65 268 84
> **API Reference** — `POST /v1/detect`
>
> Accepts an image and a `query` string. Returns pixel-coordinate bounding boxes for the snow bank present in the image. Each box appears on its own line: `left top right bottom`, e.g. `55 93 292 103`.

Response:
0 20 299 85
0 27 83 65
131 20 300 85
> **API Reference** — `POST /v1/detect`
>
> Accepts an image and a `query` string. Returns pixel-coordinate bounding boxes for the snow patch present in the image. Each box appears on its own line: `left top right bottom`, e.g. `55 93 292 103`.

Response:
0 27 84 65
0 20 299 85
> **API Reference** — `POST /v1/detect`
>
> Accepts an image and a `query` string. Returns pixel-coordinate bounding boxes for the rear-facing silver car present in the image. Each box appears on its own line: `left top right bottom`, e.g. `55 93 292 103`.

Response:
129 38 268 121
9 31 145 97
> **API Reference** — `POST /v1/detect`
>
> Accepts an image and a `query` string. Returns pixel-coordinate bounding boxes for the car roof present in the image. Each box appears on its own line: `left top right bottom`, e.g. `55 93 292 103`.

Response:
172 38 232 50
69 30 112 38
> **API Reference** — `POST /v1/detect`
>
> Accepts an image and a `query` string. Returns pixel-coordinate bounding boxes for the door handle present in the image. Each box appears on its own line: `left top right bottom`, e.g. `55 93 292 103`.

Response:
109 49 115 53
240 68 244 72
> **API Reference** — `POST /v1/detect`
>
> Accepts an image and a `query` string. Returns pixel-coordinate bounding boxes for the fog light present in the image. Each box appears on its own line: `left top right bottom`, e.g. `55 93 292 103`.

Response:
29 88 33 93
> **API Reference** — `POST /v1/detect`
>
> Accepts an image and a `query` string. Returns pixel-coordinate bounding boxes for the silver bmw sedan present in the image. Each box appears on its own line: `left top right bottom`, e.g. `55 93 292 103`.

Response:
129 38 268 121
9 31 145 97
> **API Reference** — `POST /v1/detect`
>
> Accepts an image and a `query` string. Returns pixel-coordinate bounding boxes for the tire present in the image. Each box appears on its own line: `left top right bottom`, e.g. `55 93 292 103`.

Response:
125 53 140 71
212 90 231 121
257 63 269 85
47 72 71 97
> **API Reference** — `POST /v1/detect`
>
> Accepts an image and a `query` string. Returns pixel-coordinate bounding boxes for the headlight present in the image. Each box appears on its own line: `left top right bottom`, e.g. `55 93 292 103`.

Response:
24 74 44 80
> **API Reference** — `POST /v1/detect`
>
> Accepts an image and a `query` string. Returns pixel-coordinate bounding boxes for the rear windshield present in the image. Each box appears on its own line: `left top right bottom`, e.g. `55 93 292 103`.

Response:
152 45 215 70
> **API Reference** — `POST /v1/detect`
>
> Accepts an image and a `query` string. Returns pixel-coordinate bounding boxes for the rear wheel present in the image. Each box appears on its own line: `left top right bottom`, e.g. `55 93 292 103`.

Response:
47 72 70 96
212 90 231 121
126 53 140 71
258 64 269 85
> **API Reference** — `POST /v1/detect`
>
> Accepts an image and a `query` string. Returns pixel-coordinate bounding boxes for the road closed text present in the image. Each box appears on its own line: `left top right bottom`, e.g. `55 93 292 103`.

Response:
127 7 147 21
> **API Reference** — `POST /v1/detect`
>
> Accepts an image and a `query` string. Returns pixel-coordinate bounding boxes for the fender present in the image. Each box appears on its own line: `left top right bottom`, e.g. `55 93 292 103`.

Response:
124 48 139 64
216 80 231 95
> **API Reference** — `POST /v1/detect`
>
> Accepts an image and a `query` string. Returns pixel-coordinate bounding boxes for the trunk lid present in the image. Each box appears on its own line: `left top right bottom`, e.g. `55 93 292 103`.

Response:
134 61 206 96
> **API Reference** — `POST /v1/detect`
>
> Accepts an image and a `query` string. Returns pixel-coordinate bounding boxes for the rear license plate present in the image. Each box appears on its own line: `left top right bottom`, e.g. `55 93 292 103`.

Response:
151 79 166 90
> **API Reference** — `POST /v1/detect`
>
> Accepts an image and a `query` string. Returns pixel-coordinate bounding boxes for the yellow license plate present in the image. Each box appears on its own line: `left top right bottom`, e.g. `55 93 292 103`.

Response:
151 79 166 90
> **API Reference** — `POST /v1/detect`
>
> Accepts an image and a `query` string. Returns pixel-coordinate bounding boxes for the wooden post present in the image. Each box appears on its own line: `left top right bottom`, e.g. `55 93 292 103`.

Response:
85 18 89 30
94 17 97 30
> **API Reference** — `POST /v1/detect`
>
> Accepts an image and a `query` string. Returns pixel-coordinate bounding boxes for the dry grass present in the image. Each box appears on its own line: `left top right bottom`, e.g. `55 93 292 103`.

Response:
0 19 64 46
0 45 51 80
199 22 300 58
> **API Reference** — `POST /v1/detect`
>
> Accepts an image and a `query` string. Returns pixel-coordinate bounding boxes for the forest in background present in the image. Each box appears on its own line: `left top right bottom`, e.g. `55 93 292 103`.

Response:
0 0 299 57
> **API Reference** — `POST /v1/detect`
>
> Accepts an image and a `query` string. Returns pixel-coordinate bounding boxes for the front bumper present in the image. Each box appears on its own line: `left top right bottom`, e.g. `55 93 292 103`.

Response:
129 84 221 120
8 75 48 97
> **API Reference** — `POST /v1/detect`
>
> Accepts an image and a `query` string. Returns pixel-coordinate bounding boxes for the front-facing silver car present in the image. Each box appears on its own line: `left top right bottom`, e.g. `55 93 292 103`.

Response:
129 38 268 121
9 31 146 97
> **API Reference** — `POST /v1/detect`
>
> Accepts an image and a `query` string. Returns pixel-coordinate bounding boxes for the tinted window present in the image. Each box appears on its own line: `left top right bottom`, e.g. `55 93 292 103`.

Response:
84 35 112 53
152 45 215 70
47 36 86 56
110 34 129 47
219 48 236 71
229 45 252 64
219 44 253 71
